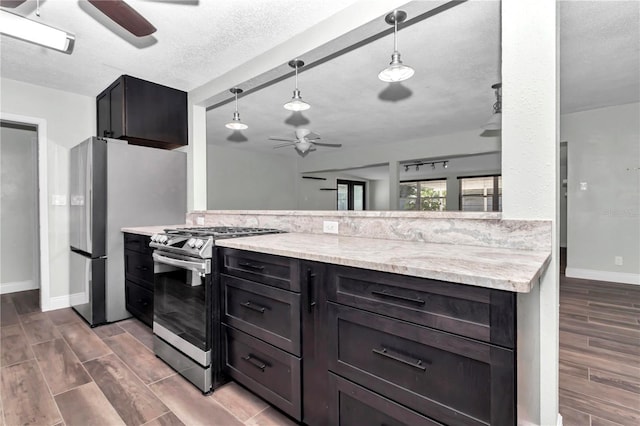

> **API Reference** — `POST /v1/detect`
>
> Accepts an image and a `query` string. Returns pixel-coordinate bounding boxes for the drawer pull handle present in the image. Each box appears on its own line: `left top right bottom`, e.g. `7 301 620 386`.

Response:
372 347 427 372
242 354 267 372
136 266 149 271
239 262 265 271
241 301 266 314
371 290 425 306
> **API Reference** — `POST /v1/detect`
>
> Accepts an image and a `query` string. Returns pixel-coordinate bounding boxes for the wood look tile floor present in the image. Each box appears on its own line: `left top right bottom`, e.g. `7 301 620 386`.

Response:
0 290 295 426
559 263 640 426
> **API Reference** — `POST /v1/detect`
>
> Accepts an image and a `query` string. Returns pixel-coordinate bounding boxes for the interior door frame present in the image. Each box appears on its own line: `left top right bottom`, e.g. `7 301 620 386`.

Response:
0 113 50 311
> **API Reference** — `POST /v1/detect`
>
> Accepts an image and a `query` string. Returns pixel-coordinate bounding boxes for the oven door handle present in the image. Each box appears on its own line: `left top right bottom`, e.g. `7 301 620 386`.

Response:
152 252 210 275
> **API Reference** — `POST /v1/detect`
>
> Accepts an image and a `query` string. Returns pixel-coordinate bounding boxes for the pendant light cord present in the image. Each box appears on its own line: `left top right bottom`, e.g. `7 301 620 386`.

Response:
234 91 239 113
36 0 40 17
294 63 299 90
393 18 398 53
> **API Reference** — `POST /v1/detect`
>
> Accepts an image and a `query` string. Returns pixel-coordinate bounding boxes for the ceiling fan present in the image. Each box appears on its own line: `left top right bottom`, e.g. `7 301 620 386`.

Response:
1 0 157 37
269 129 342 155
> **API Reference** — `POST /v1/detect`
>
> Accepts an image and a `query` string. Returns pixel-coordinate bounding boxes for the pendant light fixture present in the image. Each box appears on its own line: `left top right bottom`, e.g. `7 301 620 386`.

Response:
284 59 310 111
378 10 414 83
225 88 248 130
483 83 502 131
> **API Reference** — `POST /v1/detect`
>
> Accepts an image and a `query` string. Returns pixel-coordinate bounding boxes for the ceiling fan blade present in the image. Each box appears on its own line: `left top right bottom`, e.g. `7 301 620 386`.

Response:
88 0 157 37
313 142 342 147
0 0 26 7
268 137 296 142
273 142 296 149
306 132 321 140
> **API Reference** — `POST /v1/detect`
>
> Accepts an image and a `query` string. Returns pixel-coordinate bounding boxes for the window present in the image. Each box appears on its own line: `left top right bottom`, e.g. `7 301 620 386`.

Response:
399 179 447 211
337 180 365 210
459 175 502 211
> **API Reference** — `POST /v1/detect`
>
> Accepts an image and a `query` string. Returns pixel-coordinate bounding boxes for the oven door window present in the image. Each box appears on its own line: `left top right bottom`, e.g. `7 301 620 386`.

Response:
154 262 209 352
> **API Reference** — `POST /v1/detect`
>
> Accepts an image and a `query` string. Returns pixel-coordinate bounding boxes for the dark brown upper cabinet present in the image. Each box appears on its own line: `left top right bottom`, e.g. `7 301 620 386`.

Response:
97 75 187 149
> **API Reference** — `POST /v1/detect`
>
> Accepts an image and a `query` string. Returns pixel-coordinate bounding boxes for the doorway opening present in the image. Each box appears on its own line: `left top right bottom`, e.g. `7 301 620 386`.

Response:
337 179 365 211
0 113 50 312
0 121 39 299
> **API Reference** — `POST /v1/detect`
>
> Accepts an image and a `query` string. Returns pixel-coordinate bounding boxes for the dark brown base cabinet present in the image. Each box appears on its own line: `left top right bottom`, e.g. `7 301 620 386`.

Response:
219 249 517 426
123 233 154 326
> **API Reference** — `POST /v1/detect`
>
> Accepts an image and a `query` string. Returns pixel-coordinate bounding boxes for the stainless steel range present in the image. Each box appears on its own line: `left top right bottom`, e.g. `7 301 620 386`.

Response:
149 226 282 393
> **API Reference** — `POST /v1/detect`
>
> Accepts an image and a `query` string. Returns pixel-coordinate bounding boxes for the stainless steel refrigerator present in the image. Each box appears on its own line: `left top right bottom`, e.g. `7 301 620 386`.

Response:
69 137 186 326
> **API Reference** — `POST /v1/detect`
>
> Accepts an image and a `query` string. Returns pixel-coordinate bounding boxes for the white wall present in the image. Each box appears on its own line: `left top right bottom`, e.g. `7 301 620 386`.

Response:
207 145 298 210
502 1 558 424
0 123 38 293
563 102 640 284
297 171 368 210
0 78 95 302
370 178 390 210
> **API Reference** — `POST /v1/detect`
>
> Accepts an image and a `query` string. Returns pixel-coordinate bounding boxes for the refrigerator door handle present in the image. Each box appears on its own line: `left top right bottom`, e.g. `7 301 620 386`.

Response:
86 146 93 251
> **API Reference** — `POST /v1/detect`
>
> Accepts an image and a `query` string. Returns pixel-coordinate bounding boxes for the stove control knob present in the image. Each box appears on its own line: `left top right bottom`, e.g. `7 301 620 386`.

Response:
159 235 168 244
187 238 196 248
194 239 204 249
150 234 157 242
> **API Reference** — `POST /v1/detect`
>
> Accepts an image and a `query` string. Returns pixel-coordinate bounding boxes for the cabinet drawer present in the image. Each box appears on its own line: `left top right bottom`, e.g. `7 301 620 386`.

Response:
326 264 515 348
328 303 515 426
223 275 301 355
328 373 442 426
124 233 152 255
125 280 153 326
224 325 301 421
124 249 154 288
222 248 299 291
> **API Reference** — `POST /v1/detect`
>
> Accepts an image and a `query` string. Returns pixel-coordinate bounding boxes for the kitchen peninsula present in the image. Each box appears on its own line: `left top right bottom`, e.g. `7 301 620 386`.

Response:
124 210 551 425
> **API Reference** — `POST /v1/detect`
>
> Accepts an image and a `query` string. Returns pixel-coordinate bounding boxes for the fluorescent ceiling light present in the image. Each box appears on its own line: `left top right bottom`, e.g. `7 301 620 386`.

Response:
0 10 75 54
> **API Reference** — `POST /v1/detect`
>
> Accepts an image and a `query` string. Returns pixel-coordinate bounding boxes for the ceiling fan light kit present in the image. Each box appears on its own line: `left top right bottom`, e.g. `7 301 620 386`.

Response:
483 83 502 130
378 10 415 83
0 9 75 54
284 59 311 111
225 88 248 130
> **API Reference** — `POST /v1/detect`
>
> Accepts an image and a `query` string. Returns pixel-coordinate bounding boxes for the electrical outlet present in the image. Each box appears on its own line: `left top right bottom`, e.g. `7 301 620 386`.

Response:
323 221 339 234
196 216 205 225
615 256 623 266
579 182 588 191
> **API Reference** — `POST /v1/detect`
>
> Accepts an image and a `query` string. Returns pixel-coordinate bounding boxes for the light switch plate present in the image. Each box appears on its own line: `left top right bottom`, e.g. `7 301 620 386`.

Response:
51 194 67 206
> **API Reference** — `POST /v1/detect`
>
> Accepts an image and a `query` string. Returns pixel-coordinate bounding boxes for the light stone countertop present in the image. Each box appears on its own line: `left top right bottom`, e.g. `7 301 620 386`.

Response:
121 225 188 236
216 233 551 293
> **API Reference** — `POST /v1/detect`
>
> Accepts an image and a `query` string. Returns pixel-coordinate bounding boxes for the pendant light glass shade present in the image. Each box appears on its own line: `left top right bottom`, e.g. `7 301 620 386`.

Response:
378 10 414 83
378 51 415 82
284 59 310 111
482 83 502 131
225 88 248 130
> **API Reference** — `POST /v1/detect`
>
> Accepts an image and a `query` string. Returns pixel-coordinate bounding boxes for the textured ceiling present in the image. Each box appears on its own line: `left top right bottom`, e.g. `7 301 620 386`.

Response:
207 0 502 155
0 0 361 95
1 0 638 162
204 0 640 158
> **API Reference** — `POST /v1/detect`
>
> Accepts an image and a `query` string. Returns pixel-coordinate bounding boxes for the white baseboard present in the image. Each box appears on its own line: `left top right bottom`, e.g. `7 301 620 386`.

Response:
565 267 640 285
0 280 38 294
557 413 563 426
45 292 86 312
